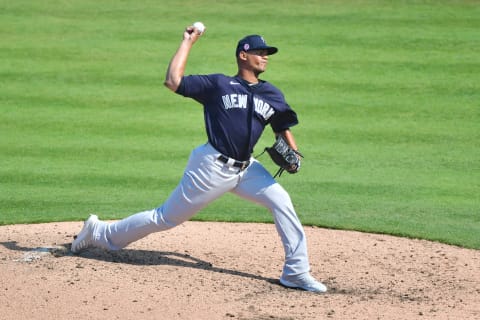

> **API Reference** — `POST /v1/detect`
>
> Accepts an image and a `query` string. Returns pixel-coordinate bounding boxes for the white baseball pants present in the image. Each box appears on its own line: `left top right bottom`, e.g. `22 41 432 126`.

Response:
92 143 311 277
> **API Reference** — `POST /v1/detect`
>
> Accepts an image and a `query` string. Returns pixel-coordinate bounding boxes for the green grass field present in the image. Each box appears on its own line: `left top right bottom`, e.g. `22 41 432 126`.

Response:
1 1 479 249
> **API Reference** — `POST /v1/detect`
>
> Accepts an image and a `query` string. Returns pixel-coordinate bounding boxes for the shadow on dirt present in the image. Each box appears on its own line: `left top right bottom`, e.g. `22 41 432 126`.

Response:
1 241 278 285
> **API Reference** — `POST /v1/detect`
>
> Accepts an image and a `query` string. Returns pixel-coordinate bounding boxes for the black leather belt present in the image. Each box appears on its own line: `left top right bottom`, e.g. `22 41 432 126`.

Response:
217 155 250 171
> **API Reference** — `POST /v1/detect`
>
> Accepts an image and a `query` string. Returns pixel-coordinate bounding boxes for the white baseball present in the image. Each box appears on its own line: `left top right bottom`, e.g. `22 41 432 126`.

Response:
193 21 205 34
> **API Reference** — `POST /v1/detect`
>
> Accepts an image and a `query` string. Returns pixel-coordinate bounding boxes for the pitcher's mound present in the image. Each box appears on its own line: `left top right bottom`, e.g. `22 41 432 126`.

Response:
0 221 478 319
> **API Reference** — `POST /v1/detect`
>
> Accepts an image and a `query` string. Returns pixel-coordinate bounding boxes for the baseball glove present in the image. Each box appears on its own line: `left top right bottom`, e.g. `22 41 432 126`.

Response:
265 135 304 178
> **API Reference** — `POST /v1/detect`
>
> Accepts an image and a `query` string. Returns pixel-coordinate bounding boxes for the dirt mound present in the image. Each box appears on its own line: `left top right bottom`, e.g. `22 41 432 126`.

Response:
0 221 478 319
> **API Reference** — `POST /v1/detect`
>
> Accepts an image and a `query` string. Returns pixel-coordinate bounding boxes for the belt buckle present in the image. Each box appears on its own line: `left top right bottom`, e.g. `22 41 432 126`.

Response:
239 161 249 171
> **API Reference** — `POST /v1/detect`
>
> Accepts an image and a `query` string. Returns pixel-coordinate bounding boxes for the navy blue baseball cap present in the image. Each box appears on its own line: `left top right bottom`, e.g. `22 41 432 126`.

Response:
235 35 278 57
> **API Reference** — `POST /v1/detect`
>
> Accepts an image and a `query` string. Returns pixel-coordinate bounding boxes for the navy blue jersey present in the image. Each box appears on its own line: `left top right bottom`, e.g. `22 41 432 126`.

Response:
176 74 298 161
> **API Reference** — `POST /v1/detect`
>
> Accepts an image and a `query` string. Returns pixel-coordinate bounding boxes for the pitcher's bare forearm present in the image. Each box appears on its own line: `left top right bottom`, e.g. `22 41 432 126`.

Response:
164 26 203 92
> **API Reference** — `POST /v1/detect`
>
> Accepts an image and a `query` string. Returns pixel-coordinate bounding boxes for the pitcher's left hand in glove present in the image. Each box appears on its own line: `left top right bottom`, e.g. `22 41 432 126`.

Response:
265 135 304 178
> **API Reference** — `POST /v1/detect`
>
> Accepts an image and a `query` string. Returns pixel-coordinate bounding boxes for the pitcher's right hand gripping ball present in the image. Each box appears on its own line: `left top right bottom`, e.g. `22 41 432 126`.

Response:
265 135 304 178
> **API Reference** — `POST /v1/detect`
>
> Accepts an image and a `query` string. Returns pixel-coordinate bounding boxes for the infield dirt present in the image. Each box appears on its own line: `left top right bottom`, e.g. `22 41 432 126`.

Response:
0 221 479 320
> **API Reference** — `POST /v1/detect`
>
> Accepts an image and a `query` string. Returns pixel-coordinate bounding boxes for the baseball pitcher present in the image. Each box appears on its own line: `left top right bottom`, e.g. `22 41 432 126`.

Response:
71 24 327 293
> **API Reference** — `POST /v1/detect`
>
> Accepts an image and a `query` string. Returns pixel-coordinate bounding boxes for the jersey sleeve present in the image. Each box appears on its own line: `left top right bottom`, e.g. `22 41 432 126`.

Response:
175 74 217 104
270 106 299 132
262 83 299 132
